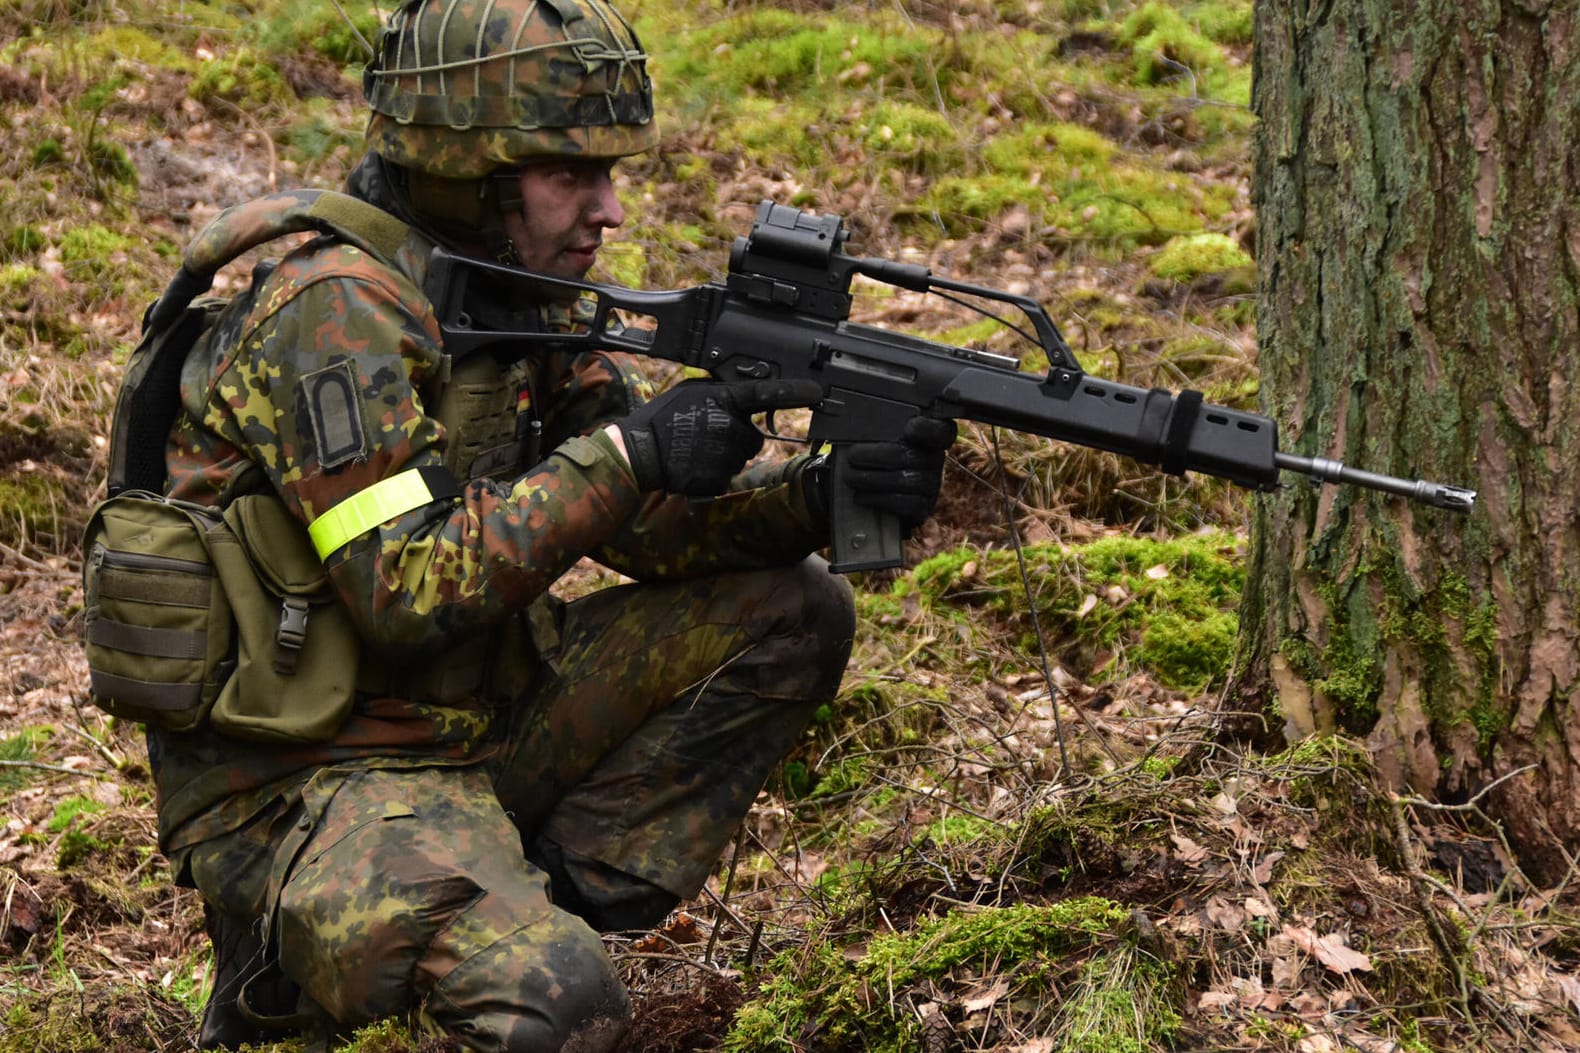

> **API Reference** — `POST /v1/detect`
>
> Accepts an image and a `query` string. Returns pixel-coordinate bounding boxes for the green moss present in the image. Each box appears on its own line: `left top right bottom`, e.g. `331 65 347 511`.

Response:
985 121 1116 174
1 262 38 301
46 794 114 868
56 827 110 868
860 100 965 176
253 0 380 65
81 24 189 67
87 137 138 188
46 794 107 834
807 755 872 800
52 223 133 296
30 138 64 167
1116 2 1226 87
1148 232 1252 281
1260 737 1382 831
1313 637 1381 728
58 223 131 265
4 224 46 257
189 47 295 111
0 472 77 551
596 240 647 289
1055 947 1181 1052
659 11 954 103
907 533 1244 693
920 814 999 846
727 899 1141 1053
724 96 826 172
332 1016 435 1051
1283 555 1507 742
1185 0 1255 46
921 139 1236 247
282 106 362 165
1140 608 1237 693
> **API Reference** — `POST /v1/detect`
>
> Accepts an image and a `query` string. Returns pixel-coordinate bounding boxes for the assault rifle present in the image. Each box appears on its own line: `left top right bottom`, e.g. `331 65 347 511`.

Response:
426 200 1476 572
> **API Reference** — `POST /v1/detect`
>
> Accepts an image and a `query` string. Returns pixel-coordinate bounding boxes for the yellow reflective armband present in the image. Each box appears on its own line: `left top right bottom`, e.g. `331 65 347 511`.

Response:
307 466 461 559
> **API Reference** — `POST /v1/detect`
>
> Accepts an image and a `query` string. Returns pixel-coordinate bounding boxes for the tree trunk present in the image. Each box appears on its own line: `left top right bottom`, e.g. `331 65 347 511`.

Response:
1243 0 1580 882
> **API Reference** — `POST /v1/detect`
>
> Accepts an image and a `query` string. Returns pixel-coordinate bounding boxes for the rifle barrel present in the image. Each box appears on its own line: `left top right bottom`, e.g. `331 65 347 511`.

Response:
1274 452 1476 513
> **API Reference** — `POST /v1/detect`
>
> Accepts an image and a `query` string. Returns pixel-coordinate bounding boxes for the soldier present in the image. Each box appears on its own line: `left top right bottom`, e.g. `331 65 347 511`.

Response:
149 0 954 1049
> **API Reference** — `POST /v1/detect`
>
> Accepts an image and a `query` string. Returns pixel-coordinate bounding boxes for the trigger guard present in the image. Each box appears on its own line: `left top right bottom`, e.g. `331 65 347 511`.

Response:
759 410 808 444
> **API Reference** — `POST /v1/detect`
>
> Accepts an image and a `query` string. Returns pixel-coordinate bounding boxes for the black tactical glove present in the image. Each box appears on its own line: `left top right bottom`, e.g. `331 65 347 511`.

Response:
618 379 824 497
824 416 958 536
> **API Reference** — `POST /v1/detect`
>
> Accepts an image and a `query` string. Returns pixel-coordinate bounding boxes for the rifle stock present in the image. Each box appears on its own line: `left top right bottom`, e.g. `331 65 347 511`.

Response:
426 200 1476 572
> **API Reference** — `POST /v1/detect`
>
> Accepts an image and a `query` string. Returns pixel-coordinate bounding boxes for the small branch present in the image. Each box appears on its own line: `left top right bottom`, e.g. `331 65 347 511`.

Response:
1395 765 1539 899
1388 794 1478 1032
703 832 752 967
0 539 58 575
1394 764 1537 812
61 720 124 772
0 759 105 777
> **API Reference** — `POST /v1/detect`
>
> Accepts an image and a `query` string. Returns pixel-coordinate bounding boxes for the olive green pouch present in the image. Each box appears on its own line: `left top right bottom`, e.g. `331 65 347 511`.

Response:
207 494 358 743
83 492 236 732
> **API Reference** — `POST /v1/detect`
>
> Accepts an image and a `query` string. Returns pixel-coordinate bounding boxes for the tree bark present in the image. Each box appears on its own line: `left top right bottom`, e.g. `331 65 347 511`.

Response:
1243 0 1580 881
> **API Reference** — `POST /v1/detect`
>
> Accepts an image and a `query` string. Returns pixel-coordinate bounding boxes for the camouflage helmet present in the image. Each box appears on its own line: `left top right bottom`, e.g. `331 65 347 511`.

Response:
364 0 659 180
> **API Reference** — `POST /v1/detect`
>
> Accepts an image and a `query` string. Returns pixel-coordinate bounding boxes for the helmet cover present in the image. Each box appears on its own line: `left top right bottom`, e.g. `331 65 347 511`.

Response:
365 0 658 179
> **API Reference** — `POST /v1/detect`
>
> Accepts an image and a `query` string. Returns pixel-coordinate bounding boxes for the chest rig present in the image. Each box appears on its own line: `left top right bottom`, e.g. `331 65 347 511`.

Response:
112 190 556 722
427 348 543 484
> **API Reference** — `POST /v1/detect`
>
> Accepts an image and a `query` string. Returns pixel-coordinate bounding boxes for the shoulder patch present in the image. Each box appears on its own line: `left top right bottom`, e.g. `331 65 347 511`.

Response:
299 360 368 471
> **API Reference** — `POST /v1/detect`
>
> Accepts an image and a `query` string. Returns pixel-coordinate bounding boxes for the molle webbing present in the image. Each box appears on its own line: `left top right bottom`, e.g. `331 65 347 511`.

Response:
82 495 236 731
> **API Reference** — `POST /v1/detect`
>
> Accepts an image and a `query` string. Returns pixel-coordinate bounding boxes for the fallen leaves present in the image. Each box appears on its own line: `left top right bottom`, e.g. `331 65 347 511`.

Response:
1279 924 1374 974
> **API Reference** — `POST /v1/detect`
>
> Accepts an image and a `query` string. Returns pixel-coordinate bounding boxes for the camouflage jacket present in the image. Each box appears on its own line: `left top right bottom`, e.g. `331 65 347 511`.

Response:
150 200 827 858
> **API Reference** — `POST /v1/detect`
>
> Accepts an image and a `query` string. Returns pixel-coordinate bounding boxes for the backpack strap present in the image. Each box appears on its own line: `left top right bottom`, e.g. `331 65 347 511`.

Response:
112 191 417 496
143 189 414 333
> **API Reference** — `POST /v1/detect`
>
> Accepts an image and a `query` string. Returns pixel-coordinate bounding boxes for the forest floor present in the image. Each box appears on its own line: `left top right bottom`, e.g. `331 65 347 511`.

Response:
4 2 1580 1051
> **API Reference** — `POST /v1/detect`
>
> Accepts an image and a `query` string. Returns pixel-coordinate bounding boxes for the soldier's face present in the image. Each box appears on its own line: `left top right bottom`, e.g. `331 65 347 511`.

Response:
504 159 625 280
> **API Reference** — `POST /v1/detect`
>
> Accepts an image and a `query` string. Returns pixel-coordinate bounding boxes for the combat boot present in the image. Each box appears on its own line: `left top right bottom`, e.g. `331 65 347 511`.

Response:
527 837 680 933
197 906 302 1050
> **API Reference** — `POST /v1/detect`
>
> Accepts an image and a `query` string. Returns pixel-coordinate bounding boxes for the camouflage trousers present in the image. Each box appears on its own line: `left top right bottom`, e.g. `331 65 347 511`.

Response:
184 557 855 1052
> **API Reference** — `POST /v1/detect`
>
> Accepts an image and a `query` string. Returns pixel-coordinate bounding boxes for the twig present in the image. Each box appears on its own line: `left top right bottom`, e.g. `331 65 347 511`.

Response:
210 97 278 192
1395 764 1540 902
0 539 57 575
327 0 376 61
703 832 751 966
1387 793 1476 1029
0 759 106 777
611 950 732 972
1394 763 1537 812
61 720 124 772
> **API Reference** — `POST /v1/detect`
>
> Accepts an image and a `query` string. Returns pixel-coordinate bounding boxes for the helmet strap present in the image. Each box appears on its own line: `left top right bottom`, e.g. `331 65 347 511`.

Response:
398 167 524 264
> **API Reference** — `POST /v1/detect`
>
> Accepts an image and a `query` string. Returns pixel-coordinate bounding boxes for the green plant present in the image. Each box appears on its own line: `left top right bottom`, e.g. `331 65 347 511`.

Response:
0 726 53 793
725 898 1149 1053
1148 231 1251 280
189 47 294 111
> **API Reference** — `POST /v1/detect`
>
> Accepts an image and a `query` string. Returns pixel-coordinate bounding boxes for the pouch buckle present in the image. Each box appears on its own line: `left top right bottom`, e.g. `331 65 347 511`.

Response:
274 598 310 675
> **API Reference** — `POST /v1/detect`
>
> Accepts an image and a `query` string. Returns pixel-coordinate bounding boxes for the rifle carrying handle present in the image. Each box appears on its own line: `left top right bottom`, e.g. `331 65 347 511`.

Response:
826 448 906 574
